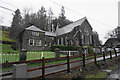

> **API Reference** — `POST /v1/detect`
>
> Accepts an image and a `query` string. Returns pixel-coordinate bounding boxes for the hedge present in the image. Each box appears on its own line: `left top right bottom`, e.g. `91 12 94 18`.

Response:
51 45 78 51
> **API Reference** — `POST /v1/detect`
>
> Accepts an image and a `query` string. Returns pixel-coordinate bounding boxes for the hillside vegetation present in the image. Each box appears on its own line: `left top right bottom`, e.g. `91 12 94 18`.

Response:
0 31 17 54
0 31 15 42
1 44 18 54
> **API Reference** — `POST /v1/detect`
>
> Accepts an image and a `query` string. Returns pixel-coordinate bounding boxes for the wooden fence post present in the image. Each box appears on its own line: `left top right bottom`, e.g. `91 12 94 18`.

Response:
83 53 85 67
67 55 70 73
109 51 112 59
114 49 117 57
103 51 105 61
94 53 97 64
42 57 45 80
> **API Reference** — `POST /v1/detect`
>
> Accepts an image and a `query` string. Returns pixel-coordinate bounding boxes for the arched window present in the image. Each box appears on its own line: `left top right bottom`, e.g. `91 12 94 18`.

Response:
65 36 68 45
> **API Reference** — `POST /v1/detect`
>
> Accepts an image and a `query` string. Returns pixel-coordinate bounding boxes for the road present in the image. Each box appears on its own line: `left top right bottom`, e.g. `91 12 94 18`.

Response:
2 53 120 78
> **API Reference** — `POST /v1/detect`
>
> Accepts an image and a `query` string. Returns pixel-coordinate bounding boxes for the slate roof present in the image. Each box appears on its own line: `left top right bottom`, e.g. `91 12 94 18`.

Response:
55 17 86 36
25 25 56 36
25 17 87 37
104 38 118 46
45 32 56 36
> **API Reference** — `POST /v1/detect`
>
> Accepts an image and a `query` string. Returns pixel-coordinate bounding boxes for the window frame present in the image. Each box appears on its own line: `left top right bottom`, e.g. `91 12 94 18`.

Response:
28 39 34 46
32 31 39 36
36 40 42 46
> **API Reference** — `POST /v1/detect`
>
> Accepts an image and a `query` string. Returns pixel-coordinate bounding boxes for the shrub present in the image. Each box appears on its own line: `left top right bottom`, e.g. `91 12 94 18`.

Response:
51 45 78 51
88 46 94 53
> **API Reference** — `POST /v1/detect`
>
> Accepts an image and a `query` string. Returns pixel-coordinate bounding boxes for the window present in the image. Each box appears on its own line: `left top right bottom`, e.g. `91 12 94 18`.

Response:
28 39 34 46
71 40 73 45
59 38 61 45
32 32 39 36
36 40 41 46
45 42 47 46
65 36 68 45
61 37 63 45
86 31 89 35
90 35 92 44
81 35 84 45
49 43 51 47
58 39 59 45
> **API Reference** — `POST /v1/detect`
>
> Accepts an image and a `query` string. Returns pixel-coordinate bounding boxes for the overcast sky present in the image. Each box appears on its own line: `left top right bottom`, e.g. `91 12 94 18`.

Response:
0 0 119 44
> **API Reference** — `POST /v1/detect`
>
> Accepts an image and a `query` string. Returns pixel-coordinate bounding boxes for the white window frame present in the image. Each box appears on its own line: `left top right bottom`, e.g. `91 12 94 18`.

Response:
32 32 39 36
90 35 92 44
36 40 41 46
58 39 59 45
82 35 84 44
71 40 73 45
61 37 63 45
65 37 68 45
28 39 34 46
49 42 51 47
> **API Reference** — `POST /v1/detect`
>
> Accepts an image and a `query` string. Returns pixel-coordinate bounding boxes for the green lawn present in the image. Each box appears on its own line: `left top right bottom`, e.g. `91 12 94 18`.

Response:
2 52 55 63
1 43 56 63
1 44 19 54
0 31 15 42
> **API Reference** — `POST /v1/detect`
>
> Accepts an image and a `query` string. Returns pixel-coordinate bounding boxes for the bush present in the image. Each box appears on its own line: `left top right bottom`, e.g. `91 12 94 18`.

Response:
88 46 94 53
51 45 78 51
82 46 94 54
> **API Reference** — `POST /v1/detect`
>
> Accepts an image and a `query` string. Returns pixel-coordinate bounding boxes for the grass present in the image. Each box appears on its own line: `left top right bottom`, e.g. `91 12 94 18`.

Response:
2 54 119 72
86 72 107 79
1 44 19 54
0 31 15 42
1 43 56 63
1 52 55 63
85 56 120 79
1 56 84 71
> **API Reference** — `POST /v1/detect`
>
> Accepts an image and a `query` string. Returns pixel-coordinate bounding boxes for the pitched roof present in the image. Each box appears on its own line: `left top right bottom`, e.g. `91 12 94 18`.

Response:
45 32 56 36
25 25 45 32
25 25 56 36
104 38 118 46
25 17 87 37
55 17 86 36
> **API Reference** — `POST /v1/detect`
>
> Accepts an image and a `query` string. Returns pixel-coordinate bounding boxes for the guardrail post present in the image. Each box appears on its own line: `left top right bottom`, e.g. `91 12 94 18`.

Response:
114 49 117 57
103 51 105 61
42 57 45 80
83 53 85 67
94 53 97 64
109 51 112 59
67 54 70 73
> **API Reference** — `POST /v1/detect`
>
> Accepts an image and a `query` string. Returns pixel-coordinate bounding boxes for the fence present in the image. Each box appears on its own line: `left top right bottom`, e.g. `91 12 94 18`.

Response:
1 50 120 79
1 52 55 63
1 51 79 63
60 51 79 56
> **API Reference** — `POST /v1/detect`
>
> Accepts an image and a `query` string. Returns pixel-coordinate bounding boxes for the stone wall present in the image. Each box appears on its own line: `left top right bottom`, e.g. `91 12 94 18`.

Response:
22 30 52 51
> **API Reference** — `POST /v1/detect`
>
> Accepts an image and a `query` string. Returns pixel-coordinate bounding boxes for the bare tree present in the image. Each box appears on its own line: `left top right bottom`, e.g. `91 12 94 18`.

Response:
104 28 117 39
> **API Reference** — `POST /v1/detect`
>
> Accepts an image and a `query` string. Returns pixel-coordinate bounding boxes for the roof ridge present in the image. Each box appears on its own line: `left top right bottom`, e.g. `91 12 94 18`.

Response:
55 17 86 36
